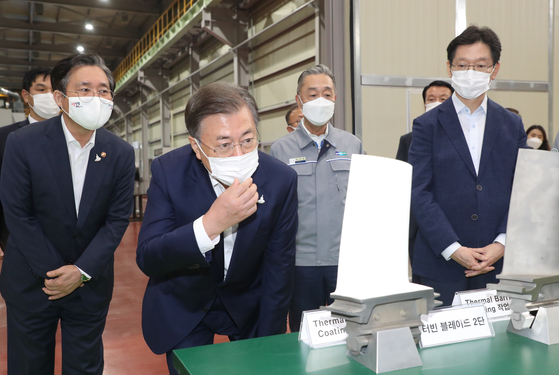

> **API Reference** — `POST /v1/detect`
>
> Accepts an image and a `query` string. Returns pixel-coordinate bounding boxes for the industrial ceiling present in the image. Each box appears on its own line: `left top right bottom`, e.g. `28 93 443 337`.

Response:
0 0 170 91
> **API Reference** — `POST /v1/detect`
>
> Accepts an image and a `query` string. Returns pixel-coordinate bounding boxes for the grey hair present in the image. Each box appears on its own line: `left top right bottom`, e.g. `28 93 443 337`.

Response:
185 81 259 140
296 64 336 95
50 51 115 94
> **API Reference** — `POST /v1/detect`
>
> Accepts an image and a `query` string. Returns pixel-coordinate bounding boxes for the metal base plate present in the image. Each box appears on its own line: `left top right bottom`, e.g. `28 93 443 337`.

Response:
507 305 559 345
347 327 422 373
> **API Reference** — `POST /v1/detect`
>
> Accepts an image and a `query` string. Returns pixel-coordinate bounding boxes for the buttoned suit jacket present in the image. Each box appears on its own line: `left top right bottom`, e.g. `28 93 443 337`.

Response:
136 145 298 355
0 115 135 312
409 97 526 283
0 118 30 249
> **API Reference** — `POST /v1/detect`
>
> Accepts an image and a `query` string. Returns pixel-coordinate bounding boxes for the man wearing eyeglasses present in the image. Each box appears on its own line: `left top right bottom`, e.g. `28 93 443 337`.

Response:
409 26 527 306
136 81 298 375
0 51 135 374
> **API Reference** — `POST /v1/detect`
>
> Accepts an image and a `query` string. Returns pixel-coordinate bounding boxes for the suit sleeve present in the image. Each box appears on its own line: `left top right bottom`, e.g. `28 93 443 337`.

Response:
409 117 460 256
74 147 135 279
396 135 409 162
0 132 66 277
136 157 209 277
257 170 298 337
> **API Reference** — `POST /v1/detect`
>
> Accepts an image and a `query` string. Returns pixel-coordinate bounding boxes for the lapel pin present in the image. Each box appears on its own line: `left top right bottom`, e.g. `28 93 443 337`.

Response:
257 195 265 204
95 154 101 162
101 152 106 157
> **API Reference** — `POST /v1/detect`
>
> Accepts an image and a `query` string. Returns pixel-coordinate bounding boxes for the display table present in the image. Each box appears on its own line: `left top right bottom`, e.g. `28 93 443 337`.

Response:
173 321 559 374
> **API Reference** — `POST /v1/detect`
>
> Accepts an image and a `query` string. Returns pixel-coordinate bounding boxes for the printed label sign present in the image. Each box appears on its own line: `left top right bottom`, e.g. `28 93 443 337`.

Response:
298 310 348 349
419 305 494 348
452 289 512 321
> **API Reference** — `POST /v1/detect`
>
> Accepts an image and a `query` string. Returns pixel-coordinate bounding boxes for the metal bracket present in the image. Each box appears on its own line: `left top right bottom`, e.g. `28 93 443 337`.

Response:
323 288 439 373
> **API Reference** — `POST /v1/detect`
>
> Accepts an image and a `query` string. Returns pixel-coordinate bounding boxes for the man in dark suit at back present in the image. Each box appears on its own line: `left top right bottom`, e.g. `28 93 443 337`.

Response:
396 80 454 163
0 51 135 375
136 82 298 375
409 26 527 306
396 81 454 268
0 67 60 257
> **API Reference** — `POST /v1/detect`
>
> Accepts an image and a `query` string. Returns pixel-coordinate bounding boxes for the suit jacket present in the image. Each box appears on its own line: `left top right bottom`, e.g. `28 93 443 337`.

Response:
396 132 412 163
0 118 30 249
0 115 135 312
409 97 527 282
136 145 298 355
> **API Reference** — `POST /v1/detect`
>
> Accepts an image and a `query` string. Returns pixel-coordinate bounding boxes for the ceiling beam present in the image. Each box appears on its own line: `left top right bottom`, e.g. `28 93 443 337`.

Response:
0 57 59 68
0 70 26 78
16 0 161 16
0 80 24 89
0 40 127 58
0 17 142 40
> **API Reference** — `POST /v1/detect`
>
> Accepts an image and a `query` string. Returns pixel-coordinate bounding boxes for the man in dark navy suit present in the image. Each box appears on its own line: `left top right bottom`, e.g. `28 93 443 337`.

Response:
409 26 527 306
136 82 298 375
0 66 59 255
0 52 135 375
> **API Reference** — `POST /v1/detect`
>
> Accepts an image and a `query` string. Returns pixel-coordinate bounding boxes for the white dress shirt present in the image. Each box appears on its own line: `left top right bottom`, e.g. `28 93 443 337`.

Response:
441 93 505 260
193 174 238 280
61 117 96 216
301 121 329 149
28 115 39 124
61 117 96 279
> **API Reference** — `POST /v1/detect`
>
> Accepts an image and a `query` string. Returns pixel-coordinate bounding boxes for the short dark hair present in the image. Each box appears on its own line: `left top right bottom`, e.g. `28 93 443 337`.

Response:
506 107 521 117
296 64 336 95
185 81 259 140
526 125 550 151
447 25 502 65
422 80 454 104
22 67 52 92
285 104 299 126
50 51 115 94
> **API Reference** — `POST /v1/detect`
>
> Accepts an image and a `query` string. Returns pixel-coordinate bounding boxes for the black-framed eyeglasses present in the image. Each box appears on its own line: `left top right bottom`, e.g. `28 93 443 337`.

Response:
197 137 259 157
67 88 114 103
450 63 495 75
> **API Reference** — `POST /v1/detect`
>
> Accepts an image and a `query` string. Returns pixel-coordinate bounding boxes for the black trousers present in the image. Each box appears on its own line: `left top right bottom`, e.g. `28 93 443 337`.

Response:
6 292 109 375
167 295 259 375
288 265 338 332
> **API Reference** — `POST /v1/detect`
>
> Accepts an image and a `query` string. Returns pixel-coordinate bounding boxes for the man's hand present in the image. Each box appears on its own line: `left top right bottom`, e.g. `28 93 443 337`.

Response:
203 178 259 239
476 242 505 266
43 265 83 300
0 246 3 260
464 242 504 278
451 246 489 271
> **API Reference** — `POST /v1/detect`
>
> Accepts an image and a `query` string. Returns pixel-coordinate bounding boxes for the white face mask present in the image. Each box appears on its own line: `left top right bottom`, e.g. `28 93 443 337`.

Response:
527 137 543 149
298 96 335 126
61 94 113 131
195 139 259 186
451 68 494 100
425 101 443 112
28 93 60 119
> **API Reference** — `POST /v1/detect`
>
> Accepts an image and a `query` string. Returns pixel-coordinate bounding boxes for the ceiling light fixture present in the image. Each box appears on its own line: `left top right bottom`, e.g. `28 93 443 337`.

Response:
85 22 94 30
77 45 85 52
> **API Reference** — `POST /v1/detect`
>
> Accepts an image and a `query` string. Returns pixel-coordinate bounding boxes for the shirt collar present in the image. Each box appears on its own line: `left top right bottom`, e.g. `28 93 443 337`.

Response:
451 92 488 115
28 115 39 124
61 116 96 148
301 121 329 138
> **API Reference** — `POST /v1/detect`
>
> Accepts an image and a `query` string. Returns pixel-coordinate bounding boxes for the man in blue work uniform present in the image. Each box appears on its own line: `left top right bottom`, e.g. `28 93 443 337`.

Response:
270 64 362 332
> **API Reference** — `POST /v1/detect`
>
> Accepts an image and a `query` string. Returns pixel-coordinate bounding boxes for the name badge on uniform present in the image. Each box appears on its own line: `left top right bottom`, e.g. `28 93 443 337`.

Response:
335 151 347 156
289 157 306 164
